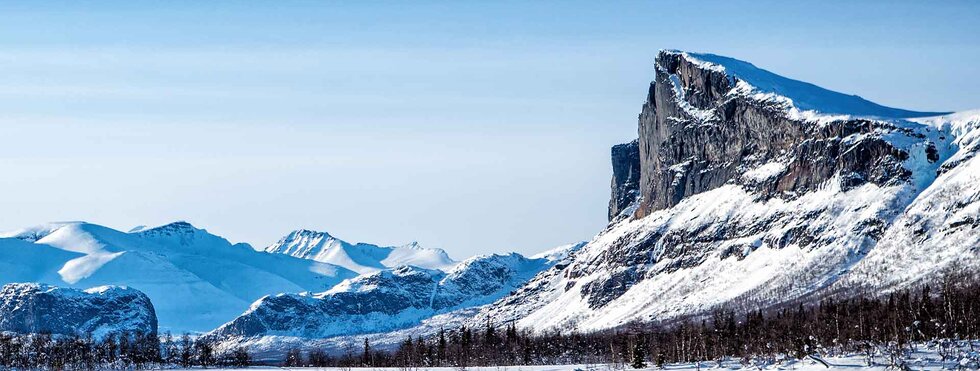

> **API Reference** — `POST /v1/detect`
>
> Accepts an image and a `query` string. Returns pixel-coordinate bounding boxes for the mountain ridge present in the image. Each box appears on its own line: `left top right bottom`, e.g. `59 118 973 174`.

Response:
264 229 457 274
0 221 359 333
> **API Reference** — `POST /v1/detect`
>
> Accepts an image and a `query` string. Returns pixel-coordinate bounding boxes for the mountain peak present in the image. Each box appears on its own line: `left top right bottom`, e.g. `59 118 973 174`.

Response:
266 229 456 274
657 49 949 120
288 228 333 238
128 221 206 239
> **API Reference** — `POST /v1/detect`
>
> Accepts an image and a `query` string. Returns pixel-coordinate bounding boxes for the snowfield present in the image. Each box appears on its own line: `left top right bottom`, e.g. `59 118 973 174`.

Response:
177 343 980 370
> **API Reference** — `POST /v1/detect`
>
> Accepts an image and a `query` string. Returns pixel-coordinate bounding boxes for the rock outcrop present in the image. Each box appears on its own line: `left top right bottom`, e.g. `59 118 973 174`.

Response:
0 283 157 337
609 140 641 221
634 51 923 218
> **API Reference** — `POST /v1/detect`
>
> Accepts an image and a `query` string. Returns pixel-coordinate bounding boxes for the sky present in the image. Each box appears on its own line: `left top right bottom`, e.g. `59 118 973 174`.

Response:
1 1 978 258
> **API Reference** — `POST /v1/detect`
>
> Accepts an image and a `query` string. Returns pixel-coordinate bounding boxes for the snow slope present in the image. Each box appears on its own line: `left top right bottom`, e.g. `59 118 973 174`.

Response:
265 229 457 274
0 221 358 333
0 237 81 284
840 111 980 289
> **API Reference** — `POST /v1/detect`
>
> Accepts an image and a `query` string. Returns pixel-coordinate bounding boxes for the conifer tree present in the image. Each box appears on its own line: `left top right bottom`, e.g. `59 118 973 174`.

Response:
631 336 646 369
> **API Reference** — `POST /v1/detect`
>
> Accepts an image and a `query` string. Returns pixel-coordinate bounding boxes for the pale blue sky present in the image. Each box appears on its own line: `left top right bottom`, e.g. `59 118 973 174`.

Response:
1 1 978 258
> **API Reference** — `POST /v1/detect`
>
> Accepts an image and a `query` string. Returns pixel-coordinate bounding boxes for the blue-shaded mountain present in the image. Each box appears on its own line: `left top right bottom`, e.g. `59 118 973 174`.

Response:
0 221 358 333
0 283 157 337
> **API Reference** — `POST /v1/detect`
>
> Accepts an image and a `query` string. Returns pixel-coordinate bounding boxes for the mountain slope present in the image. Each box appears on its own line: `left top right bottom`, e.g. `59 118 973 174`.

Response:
0 283 157 337
265 229 457 274
839 111 980 289
468 50 977 333
0 237 82 284
208 243 584 357
0 222 357 333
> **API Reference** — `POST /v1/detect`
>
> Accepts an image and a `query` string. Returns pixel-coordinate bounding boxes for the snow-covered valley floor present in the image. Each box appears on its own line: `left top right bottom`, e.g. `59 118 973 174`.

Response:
173 345 980 370
174 357 975 371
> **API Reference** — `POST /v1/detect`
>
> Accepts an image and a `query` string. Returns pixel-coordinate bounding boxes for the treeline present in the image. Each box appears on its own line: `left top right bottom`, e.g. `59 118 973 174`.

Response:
0 331 249 370
285 277 980 368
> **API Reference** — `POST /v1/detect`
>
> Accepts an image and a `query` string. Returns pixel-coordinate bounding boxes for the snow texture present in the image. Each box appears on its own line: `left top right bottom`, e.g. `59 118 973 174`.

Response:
265 229 457 274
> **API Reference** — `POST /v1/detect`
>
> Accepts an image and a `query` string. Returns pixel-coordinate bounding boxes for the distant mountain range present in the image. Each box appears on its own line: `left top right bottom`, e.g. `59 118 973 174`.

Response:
0 221 571 336
0 222 361 332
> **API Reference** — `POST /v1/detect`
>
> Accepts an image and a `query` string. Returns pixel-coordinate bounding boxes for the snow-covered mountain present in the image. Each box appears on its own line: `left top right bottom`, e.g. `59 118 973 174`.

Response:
840 110 980 289
463 50 979 333
265 229 457 274
0 283 157 337
0 221 358 333
207 243 584 357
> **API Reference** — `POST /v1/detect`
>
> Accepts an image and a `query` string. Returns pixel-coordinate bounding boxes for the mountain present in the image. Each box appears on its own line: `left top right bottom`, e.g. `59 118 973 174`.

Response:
207 243 584 358
840 110 980 289
0 283 156 337
464 50 979 333
265 229 457 274
0 221 357 333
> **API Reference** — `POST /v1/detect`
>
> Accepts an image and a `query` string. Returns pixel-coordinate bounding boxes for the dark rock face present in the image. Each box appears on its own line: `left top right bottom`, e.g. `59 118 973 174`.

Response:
632 51 912 218
0 283 157 337
609 140 641 221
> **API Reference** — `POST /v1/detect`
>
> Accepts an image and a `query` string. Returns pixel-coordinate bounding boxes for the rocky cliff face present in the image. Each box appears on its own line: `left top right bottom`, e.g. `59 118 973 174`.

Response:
635 51 917 218
0 283 157 337
608 140 641 221
469 50 975 332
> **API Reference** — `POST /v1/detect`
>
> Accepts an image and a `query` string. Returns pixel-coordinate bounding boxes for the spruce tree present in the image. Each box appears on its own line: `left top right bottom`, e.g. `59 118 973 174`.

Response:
630 336 646 369
362 338 371 366
437 328 447 365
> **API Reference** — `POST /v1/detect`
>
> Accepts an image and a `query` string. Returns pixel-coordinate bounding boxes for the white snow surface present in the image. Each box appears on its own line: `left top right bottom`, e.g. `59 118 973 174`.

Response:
213 340 980 369
741 161 787 182
265 229 457 274
0 221 358 333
